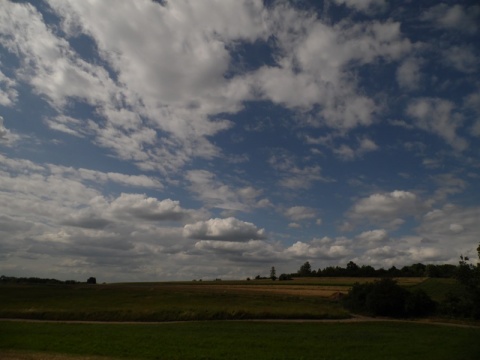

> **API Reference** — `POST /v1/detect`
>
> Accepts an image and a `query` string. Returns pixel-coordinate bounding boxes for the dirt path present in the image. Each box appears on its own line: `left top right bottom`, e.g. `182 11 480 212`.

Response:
1 316 479 328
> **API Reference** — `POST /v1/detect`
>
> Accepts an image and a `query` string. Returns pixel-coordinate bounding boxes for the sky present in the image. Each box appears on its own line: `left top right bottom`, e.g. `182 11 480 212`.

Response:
0 0 479 282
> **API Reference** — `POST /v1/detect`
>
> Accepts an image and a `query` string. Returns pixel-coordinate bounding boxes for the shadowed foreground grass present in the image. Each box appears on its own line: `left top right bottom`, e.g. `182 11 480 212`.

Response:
1 321 479 360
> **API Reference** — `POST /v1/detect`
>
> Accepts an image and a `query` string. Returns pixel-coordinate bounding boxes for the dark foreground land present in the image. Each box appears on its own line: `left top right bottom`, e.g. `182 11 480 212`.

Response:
1 278 478 359
2 321 479 360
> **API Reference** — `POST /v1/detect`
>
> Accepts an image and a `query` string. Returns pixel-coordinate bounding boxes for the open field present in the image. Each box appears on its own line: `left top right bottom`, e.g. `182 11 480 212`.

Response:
1 320 479 360
0 280 352 322
0 277 446 322
1 278 477 359
409 277 466 302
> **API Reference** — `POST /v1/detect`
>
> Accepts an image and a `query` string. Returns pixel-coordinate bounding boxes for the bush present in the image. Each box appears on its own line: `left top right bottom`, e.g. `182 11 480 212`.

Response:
279 273 293 281
343 278 435 318
404 289 436 317
365 279 408 317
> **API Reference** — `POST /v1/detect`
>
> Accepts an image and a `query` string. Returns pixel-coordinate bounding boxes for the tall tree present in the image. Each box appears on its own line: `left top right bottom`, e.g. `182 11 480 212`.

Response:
270 266 277 281
298 261 312 276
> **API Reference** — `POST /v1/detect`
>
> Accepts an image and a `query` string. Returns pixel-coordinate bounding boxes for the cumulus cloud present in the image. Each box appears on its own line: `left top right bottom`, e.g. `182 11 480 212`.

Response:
364 245 402 260
0 69 18 106
422 4 480 34
347 190 423 228
432 173 467 203
186 170 265 211
0 154 163 192
332 0 387 13
396 57 422 91
61 193 204 230
0 115 8 140
442 45 478 73
285 239 352 260
406 98 468 151
0 1 265 174
332 137 378 161
418 204 480 257
0 0 416 177
269 152 327 189
256 12 410 130
1 0 478 281
184 217 266 241
464 91 480 136
108 194 194 222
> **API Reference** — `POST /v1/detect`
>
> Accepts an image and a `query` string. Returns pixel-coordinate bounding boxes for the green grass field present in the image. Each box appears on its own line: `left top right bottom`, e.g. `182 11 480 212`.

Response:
1 320 479 360
409 278 466 301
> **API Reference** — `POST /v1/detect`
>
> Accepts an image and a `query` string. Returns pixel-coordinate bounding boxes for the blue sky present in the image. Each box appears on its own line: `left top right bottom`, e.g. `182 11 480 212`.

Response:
0 0 479 282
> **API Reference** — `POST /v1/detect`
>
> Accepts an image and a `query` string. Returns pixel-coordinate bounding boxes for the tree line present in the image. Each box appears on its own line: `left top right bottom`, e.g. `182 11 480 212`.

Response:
0 275 96 284
283 260 458 279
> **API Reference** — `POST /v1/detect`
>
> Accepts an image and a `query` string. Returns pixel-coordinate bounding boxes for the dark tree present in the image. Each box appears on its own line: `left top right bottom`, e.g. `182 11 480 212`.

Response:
279 273 293 281
297 261 312 276
87 277 97 284
270 266 277 281
453 251 480 318
404 289 436 317
346 261 359 276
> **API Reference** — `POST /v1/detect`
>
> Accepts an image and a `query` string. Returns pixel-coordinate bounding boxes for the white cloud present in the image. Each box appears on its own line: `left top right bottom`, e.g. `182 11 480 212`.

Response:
408 247 443 262
332 0 387 13
47 164 163 190
108 194 195 222
184 217 266 241
396 57 422 91
253 6 411 130
356 229 389 244
432 173 467 203
333 144 355 161
422 4 480 34
285 239 352 260
406 97 468 151
417 204 480 257
284 206 318 222
0 1 478 281
0 115 8 140
348 190 423 227
186 170 264 211
64 192 203 229
269 152 327 189
0 0 416 180
449 223 464 233
443 45 478 73
465 91 480 136
0 155 175 233
364 245 401 260
333 137 378 160
0 69 18 106
44 115 90 138
195 239 267 253
0 1 267 174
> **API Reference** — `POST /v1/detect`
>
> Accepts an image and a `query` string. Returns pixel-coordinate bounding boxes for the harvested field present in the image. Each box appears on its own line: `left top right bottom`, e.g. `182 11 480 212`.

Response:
189 284 347 297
